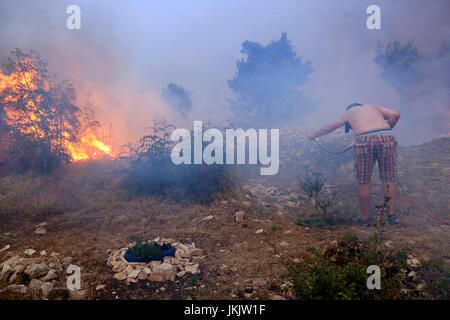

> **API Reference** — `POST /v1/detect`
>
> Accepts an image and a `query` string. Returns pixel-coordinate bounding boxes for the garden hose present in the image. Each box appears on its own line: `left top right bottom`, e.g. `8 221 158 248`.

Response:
311 138 450 226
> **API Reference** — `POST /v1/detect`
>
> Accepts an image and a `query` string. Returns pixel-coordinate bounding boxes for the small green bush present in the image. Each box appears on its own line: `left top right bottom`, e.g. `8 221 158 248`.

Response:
188 275 198 286
296 170 349 228
129 236 162 259
284 240 411 300
298 171 324 198
342 233 359 243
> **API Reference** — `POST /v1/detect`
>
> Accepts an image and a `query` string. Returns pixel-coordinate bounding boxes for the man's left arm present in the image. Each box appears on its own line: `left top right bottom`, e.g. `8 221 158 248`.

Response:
308 114 347 140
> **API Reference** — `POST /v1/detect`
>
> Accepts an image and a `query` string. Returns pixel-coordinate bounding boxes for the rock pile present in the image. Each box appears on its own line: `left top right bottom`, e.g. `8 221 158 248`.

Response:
108 238 204 283
0 250 84 299
241 182 306 209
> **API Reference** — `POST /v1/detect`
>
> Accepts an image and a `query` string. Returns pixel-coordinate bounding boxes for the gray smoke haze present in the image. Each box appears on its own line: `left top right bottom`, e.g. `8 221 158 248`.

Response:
0 0 448 147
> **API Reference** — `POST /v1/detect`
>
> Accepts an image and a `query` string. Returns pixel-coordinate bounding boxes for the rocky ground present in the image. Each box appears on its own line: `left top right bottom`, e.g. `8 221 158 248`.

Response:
0 137 448 300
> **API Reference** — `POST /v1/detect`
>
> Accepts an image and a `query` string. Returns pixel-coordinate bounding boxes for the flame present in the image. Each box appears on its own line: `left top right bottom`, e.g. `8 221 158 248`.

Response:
67 128 111 161
0 58 112 162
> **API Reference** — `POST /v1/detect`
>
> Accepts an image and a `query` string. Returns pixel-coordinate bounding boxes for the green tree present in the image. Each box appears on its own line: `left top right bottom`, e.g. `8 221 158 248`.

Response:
228 32 315 127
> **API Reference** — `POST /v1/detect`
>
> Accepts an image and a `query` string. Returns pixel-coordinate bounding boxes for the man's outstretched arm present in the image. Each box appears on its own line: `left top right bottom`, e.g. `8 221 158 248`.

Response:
308 114 347 140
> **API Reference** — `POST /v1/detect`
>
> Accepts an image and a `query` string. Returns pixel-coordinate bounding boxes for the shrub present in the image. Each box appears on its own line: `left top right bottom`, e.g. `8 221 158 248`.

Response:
284 240 411 300
122 120 237 204
342 233 359 243
128 236 162 260
298 171 324 198
296 170 348 228
188 275 198 286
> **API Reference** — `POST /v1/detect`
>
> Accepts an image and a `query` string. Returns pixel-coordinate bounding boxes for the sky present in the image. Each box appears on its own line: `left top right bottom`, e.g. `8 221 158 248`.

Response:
0 0 449 147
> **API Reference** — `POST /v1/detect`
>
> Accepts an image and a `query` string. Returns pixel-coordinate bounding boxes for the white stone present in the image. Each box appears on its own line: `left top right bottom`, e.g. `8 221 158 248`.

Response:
41 269 58 282
415 283 426 291
148 261 162 269
190 248 203 256
127 269 140 279
2 264 11 273
0 255 20 269
24 249 36 256
113 272 127 281
34 227 47 235
39 282 54 297
25 263 49 278
29 278 43 292
8 265 25 284
255 229 264 234
124 265 134 275
96 284 106 291
112 261 126 273
149 263 177 281
0 244 10 253
407 258 421 268
137 270 147 280
184 264 200 274
143 267 152 275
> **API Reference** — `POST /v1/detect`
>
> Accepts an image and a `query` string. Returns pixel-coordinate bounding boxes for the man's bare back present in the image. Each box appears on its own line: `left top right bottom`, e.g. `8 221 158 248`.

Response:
345 104 398 136
307 103 400 140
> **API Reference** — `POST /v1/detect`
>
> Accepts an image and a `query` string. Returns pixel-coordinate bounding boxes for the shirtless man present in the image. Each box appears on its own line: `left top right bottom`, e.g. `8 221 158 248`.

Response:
307 103 401 225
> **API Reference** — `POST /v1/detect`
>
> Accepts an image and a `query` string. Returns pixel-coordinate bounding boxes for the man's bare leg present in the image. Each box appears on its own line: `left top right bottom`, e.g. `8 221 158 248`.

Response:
357 183 371 219
382 181 396 215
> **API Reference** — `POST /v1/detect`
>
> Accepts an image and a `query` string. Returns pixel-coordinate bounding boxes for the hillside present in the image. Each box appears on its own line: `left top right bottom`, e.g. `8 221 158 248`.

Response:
0 136 448 300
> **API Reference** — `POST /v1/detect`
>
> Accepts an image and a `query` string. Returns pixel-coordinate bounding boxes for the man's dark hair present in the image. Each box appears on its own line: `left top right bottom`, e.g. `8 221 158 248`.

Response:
345 103 363 132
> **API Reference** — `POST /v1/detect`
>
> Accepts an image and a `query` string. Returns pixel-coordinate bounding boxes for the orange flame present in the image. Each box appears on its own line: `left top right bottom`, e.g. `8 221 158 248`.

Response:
67 128 111 161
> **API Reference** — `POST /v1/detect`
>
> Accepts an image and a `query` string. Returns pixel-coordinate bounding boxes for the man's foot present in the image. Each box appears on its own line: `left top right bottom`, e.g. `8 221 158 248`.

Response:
387 214 400 225
352 216 370 226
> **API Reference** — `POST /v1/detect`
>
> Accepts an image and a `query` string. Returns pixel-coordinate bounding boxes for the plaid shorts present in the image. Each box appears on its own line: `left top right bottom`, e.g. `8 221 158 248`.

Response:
353 134 398 184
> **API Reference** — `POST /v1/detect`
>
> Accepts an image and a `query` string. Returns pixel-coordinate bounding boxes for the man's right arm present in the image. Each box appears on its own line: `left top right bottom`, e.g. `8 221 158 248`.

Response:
377 105 400 129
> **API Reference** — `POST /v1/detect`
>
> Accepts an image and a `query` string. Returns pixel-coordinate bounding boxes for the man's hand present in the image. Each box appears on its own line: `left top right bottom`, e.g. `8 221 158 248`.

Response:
308 114 347 141
377 105 400 129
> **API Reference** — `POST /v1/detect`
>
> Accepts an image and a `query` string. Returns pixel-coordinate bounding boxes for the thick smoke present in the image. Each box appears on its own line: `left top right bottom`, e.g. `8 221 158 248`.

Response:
0 0 448 148
374 40 450 142
161 83 192 117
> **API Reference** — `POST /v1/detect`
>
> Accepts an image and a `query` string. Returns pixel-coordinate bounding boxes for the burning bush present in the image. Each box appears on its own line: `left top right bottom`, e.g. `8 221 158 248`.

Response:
0 48 111 173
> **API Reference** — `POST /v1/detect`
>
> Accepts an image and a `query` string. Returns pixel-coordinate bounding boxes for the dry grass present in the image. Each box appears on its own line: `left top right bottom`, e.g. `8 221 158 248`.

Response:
0 139 448 300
